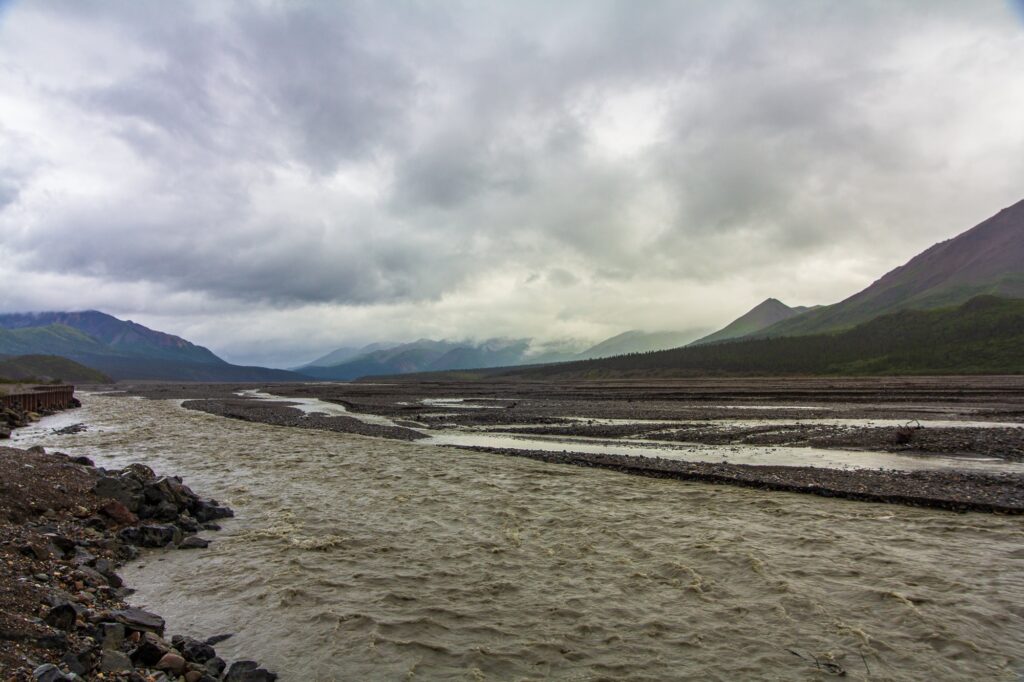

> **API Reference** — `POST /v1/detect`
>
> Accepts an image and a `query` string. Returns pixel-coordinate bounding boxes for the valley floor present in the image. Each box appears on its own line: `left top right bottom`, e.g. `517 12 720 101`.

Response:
109 375 1024 513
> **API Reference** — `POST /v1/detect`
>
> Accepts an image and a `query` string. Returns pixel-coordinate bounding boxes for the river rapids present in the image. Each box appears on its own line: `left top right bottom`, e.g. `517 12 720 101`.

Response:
14 394 1024 681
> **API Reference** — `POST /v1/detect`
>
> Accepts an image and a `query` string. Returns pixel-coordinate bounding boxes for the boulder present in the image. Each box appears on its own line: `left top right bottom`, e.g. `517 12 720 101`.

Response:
118 524 182 548
224 660 277 682
120 462 156 483
152 499 180 521
156 652 187 675
75 565 109 588
130 630 171 665
192 500 234 522
178 536 210 550
60 650 90 676
32 664 70 682
110 607 166 635
93 476 141 512
99 499 138 525
100 649 133 673
176 636 216 663
44 602 78 631
95 621 125 650
43 534 78 557
204 656 227 677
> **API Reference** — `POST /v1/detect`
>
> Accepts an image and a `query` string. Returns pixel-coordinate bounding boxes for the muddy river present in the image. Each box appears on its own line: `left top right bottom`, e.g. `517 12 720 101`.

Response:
14 394 1024 680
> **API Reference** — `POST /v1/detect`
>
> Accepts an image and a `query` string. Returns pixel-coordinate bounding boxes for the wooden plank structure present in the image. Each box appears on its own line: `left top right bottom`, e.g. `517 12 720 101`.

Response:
0 385 76 412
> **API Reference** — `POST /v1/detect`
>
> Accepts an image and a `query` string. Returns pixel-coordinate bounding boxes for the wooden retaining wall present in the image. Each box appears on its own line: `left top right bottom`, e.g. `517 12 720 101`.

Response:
0 386 76 412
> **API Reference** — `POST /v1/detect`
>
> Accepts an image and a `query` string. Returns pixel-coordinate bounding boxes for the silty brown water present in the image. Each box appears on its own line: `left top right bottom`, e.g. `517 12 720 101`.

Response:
16 395 1024 680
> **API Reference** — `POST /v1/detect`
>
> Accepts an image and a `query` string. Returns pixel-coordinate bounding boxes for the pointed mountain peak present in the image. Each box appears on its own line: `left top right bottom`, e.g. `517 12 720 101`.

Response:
691 298 806 346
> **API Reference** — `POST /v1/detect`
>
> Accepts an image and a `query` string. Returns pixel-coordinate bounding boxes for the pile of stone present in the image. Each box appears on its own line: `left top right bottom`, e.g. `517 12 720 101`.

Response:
90 463 234 552
1 404 33 439
32 606 276 681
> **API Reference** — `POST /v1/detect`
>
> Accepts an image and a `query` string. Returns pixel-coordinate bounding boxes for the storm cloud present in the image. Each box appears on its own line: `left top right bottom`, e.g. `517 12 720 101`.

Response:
1 0 1023 366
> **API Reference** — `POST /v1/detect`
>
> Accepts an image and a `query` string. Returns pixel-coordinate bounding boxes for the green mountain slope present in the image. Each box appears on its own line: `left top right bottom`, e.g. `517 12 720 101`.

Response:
0 311 224 364
758 198 1024 338
502 296 1024 378
69 354 302 382
0 324 113 357
0 312 306 382
0 355 111 383
691 299 811 346
577 329 707 359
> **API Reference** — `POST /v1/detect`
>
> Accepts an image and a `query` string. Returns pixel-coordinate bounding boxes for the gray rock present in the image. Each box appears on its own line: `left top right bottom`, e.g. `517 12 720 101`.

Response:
61 650 90 676
32 664 69 682
93 476 141 511
97 621 125 649
120 462 156 483
204 656 227 676
110 606 166 635
100 649 133 673
43 602 77 631
155 652 187 674
178 536 210 550
225 660 277 682
118 524 182 548
178 636 216 663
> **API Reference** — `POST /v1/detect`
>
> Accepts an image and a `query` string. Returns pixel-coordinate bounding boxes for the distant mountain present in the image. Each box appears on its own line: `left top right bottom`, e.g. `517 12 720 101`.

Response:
691 299 812 346
757 198 1024 338
0 354 112 384
302 338 535 380
299 342 394 369
300 329 710 380
300 339 461 380
0 311 305 382
428 340 531 371
499 296 1024 378
576 329 708 359
0 311 223 364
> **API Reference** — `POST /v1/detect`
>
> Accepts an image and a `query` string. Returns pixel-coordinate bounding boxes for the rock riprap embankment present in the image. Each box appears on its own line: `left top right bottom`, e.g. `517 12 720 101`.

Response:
1 397 81 440
0 445 277 681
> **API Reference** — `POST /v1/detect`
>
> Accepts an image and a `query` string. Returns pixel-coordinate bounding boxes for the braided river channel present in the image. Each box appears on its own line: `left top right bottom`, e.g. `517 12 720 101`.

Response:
14 394 1024 681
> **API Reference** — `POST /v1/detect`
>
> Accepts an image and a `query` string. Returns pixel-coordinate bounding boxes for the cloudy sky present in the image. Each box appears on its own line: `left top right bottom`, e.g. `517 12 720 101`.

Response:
1 0 1023 367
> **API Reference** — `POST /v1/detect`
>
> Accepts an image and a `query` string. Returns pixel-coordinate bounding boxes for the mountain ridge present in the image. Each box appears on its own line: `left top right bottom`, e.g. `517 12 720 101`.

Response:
691 299 811 346
0 312 305 382
299 329 708 380
755 198 1024 338
494 296 1024 379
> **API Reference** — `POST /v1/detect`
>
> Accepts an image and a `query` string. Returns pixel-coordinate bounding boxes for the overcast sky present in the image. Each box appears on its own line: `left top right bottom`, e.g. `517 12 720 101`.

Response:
1 1 1023 367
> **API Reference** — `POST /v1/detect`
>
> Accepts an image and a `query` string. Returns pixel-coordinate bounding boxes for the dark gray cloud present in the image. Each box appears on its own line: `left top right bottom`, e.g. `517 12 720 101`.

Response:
0 0 1022 365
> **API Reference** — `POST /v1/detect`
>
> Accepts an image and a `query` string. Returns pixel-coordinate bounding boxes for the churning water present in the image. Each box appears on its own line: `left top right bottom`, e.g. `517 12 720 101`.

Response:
15 395 1024 681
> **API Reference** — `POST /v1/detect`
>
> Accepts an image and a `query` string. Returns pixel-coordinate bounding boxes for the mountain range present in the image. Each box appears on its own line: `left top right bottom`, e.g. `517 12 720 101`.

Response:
0 311 301 382
390 197 1024 379
504 295 1024 378
748 197 1024 338
297 328 707 380
2 198 1020 381
684 197 1024 347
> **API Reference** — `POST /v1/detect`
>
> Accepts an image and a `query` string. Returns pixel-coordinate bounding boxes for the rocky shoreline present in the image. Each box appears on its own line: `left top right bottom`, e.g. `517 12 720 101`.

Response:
0 402 278 680
2 399 81 441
